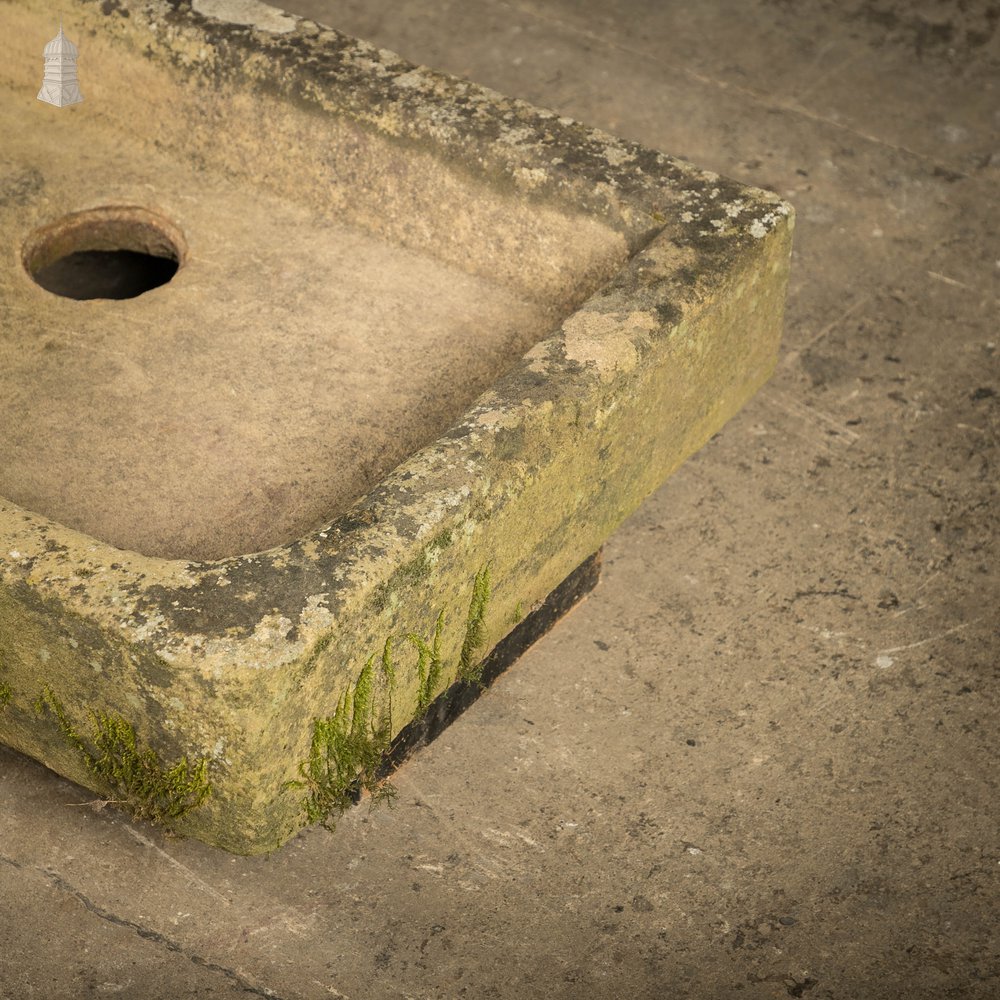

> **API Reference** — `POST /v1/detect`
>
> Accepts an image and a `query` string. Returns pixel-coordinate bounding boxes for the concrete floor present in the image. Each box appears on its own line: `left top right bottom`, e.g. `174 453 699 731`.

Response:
2 1 997 997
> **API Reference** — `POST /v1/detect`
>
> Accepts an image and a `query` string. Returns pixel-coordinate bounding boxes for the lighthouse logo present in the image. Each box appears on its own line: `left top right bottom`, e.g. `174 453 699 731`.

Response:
38 21 83 108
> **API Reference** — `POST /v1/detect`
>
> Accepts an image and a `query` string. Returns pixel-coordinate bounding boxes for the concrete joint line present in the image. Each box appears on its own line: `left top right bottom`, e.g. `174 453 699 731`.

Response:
9 858 288 1000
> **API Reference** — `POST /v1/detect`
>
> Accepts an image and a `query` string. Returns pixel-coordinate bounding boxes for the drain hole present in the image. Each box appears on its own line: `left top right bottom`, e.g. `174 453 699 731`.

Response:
23 206 185 301
32 249 180 300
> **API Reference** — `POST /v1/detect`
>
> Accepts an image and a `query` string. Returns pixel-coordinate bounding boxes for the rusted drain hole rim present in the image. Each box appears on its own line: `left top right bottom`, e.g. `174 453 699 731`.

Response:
22 205 186 300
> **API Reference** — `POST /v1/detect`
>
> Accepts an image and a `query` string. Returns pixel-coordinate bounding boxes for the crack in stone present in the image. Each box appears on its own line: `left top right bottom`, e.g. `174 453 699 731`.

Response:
2 856 287 999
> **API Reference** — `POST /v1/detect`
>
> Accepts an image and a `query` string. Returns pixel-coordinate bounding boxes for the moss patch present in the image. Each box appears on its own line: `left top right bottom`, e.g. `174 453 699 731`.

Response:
409 609 446 714
291 563 495 831
35 686 211 828
287 639 398 829
458 564 492 684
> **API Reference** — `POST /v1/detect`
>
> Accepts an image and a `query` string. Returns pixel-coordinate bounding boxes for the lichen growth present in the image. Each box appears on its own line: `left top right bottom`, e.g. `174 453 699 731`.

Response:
371 528 455 613
34 686 210 827
287 638 397 829
298 631 333 678
458 564 492 684
408 609 445 713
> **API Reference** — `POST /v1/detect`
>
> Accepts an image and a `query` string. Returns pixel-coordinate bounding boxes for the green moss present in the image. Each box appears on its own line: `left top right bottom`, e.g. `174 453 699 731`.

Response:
287 638 397 829
434 528 454 550
34 686 210 827
291 560 495 831
380 635 397 692
408 609 445 713
458 564 492 684
510 600 525 626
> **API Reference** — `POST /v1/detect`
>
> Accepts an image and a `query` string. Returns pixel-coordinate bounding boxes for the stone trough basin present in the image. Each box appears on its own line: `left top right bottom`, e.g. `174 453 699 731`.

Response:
0 0 792 853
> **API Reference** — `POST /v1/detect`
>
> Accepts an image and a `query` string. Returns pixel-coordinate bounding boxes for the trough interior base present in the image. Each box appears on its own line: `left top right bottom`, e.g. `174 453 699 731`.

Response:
0 96 561 561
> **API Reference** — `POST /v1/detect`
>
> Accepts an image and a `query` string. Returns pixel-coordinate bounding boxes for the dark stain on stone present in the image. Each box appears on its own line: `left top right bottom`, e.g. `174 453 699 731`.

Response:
914 18 954 57
674 265 699 287
129 489 428 640
329 507 378 533
3 578 142 687
136 652 176 690
786 976 819 997
655 301 683 327
844 1 999 60
439 423 474 442
98 0 130 16
933 166 965 184
135 558 315 642
0 167 44 208
492 425 527 463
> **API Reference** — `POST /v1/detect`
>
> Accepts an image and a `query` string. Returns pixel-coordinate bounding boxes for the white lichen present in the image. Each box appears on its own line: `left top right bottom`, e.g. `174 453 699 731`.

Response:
515 166 549 189
392 69 427 90
191 0 297 33
603 144 634 167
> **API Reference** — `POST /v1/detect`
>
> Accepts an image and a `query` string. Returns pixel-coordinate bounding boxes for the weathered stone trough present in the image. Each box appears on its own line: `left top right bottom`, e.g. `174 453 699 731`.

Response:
0 0 792 853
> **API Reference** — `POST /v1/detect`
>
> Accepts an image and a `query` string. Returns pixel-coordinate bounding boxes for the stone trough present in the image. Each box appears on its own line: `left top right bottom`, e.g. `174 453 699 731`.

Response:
0 0 792 853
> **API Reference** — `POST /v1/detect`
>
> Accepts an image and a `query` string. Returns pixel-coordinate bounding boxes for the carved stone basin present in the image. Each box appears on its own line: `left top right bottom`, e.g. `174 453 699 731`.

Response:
0 0 792 853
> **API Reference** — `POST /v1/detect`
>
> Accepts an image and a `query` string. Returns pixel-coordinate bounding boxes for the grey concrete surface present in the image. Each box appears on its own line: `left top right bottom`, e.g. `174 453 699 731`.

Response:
1 1 997 997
